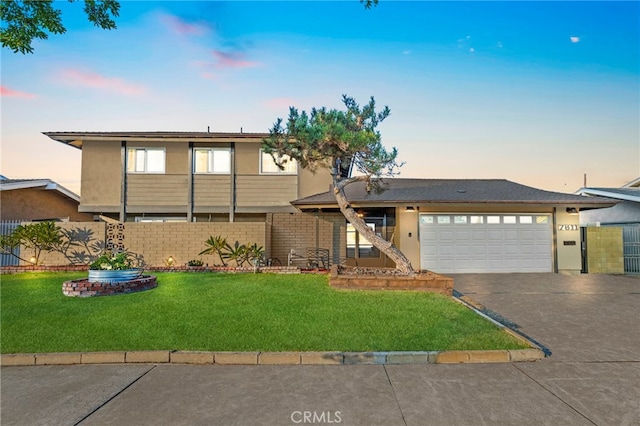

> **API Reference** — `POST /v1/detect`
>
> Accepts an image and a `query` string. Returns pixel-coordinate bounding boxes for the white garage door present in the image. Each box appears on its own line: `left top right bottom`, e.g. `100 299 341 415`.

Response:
419 213 553 273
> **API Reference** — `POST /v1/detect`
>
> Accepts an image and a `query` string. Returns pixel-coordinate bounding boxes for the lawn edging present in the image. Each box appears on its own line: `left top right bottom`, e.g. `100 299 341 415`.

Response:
0 348 544 367
452 290 552 357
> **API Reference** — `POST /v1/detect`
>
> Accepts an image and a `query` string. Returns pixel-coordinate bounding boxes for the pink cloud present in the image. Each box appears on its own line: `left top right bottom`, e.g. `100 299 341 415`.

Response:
212 50 261 69
161 13 210 36
0 86 37 99
60 69 146 96
200 72 218 80
265 98 296 110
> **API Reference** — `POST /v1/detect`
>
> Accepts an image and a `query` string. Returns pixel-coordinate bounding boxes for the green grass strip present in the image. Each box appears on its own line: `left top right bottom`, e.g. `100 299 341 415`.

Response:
1 272 528 353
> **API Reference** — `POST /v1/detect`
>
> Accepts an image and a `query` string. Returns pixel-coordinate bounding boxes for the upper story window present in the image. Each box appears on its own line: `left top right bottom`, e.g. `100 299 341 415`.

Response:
194 148 231 174
127 148 165 173
260 150 297 174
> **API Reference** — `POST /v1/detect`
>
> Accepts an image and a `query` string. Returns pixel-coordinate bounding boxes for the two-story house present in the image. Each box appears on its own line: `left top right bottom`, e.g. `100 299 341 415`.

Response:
45 131 617 274
44 131 332 223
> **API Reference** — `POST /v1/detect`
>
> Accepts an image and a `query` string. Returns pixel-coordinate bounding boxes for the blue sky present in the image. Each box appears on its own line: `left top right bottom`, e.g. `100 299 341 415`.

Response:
1 1 638 194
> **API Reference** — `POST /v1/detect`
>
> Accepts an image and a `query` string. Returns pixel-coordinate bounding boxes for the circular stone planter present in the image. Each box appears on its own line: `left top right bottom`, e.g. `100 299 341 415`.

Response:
88 269 142 283
63 275 157 297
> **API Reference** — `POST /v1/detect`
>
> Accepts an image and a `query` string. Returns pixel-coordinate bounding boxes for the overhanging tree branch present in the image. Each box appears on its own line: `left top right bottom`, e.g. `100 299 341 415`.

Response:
1 0 120 54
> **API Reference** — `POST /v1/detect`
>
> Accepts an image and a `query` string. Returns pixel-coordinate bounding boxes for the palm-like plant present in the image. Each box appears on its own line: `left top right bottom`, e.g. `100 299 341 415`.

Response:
198 235 229 266
223 241 248 267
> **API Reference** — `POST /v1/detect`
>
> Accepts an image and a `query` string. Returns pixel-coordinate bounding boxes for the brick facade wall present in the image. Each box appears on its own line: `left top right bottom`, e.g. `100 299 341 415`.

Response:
123 222 266 267
17 215 345 269
32 222 107 266
269 212 345 267
586 227 624 274
22 221 267 268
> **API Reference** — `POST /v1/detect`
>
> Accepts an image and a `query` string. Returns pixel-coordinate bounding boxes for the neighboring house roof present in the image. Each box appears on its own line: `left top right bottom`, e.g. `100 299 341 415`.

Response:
0 178 80 202
43 131 270 149
293 178 618 208
623 177 640 188
576 187 640 204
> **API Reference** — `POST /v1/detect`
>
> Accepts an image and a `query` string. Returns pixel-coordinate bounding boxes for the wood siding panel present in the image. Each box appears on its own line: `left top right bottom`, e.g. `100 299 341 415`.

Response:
236 175 297 206
194 175 231 206
127 174 188 206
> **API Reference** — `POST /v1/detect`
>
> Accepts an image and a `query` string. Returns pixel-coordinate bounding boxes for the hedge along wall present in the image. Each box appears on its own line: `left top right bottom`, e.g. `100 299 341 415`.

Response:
22 222 267 267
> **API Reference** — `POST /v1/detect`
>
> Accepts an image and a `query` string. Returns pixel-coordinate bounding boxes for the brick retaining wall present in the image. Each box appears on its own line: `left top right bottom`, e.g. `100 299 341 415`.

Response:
330 267 453 295
62 275 158 297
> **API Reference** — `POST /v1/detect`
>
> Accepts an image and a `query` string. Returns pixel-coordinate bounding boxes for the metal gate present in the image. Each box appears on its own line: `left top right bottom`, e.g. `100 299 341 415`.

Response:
622 224 640 274
0 220 22 267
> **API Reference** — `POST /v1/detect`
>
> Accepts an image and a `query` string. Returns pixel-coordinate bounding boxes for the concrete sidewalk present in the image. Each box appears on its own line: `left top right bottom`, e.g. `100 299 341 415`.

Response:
1 273 639 425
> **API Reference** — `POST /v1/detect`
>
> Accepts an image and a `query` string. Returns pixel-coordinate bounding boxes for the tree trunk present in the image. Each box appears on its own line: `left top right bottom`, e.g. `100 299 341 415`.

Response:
333 175 415 275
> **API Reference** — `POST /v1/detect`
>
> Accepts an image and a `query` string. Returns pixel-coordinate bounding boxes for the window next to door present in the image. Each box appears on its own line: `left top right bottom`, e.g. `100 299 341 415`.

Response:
347 222 381 258
345 209 395 259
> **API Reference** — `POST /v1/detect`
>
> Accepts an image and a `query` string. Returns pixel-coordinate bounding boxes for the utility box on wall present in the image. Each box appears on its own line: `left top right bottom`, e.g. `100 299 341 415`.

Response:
584 227 624 274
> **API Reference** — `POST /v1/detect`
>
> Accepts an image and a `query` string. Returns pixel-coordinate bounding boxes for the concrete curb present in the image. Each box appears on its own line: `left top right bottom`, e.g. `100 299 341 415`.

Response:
0 349 544 367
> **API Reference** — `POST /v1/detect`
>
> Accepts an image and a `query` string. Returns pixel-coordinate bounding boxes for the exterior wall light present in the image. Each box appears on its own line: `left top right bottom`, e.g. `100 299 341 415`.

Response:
29 256 37 264
566 207 579 215
166 256 174 266
405 206 416 212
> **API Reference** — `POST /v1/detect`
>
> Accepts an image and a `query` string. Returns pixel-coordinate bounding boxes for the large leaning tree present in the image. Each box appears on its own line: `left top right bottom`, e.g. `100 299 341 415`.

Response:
263 94 415 275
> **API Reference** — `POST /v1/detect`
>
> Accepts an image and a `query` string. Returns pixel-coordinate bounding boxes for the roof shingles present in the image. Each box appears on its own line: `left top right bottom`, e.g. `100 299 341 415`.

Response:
293 179 617 206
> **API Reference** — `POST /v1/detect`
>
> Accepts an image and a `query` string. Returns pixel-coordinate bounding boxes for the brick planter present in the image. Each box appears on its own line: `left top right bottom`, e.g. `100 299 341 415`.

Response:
330 267 453 295
63 275 157 297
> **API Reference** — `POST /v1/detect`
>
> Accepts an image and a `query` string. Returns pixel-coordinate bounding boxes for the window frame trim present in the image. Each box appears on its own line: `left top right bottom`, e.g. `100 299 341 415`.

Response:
193 147 231 175
259 149 298 175
127 147 166 174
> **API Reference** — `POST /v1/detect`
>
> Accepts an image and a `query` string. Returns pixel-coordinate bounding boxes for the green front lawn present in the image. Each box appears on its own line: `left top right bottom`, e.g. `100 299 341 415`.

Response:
0 272 528 353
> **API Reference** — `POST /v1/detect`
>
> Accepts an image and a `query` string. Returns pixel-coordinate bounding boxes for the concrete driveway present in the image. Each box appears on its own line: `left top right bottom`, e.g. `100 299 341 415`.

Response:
1 273 639 425
451 273 640 362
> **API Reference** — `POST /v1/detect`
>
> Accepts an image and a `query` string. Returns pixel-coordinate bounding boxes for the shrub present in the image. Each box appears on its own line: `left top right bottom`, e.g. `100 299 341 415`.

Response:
198 235 265 267
89 251 135 270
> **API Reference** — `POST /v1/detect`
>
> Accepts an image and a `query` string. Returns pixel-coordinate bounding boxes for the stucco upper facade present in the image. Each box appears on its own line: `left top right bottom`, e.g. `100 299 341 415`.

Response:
44 132 333 222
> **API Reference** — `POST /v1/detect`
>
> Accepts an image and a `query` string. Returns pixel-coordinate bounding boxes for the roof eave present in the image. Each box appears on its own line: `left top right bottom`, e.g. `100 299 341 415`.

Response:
292 199 619 209
43 131 271 149
576 188 640 203
0 179 80 202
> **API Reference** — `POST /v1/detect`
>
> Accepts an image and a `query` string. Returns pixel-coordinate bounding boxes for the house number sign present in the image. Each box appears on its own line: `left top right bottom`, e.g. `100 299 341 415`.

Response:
558 225 579 231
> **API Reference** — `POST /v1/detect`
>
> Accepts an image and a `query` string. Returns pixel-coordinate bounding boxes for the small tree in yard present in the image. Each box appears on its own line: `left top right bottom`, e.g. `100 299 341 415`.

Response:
263 94 415 274
0 221 62 265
